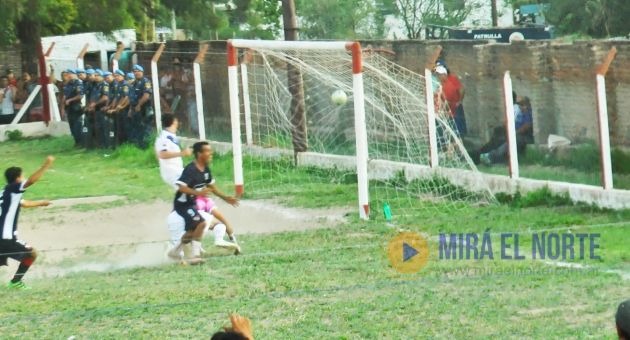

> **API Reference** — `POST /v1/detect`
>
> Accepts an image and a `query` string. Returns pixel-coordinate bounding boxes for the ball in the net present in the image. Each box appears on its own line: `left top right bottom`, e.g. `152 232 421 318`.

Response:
331 89 348 106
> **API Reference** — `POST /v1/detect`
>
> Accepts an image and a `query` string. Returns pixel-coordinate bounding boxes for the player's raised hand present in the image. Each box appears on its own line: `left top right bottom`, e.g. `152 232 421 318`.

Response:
45 156 55 166
224 313 253 340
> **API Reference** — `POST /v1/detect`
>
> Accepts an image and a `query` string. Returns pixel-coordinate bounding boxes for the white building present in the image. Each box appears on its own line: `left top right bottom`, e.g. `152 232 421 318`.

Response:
41 29 136 79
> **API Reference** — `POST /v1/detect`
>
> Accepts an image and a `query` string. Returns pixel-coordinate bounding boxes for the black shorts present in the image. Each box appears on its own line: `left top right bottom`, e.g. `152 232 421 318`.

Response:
0 239 33 266
175 206 205 232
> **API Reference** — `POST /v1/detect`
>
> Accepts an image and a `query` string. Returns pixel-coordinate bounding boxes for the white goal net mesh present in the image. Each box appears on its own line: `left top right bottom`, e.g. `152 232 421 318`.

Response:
236 44 494 221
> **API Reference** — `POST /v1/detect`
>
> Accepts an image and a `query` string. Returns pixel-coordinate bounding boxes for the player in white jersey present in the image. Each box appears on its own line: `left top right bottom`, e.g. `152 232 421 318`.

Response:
155 114 191 190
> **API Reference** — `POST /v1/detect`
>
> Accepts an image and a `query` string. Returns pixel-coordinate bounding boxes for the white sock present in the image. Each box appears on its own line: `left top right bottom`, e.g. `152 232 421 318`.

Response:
170 241 185 254
213 223 226 242
191 240 202 257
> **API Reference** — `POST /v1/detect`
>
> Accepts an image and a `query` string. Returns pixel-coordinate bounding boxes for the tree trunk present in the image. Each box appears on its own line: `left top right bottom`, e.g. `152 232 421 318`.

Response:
16 16 40 75
491 0 498 27
282 0 308 155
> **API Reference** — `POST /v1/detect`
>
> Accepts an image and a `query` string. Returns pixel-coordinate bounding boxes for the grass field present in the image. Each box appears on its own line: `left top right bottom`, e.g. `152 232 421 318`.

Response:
0 136 629 338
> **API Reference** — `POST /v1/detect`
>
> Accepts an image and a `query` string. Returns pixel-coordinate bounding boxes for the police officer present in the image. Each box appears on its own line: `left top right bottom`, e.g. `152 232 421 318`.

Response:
123 72 136 144
83 68 95 102
129 64 153 148
87 69 109 148
62 69 84 146
100 71 116 148
106 69 128 145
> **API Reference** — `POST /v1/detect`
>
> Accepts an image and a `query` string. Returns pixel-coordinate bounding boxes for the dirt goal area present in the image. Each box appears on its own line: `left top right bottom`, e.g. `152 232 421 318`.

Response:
2 196 351 281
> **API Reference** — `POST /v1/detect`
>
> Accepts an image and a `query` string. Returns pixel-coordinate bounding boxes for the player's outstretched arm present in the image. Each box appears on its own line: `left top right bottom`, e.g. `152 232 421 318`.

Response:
21 200 51 208
23 156 55 189
158 147 191 160
209 184 239 207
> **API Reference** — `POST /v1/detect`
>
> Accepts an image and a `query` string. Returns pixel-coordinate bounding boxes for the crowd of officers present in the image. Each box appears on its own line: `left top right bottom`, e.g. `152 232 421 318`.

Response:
61 64 154 149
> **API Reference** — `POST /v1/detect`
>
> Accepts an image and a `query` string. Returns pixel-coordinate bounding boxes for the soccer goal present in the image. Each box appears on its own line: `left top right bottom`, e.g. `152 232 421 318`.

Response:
226 39 493 222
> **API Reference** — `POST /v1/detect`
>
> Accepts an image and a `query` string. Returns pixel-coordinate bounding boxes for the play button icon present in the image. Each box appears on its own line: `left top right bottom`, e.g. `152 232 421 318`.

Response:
387 232 429 274
403 242 419 262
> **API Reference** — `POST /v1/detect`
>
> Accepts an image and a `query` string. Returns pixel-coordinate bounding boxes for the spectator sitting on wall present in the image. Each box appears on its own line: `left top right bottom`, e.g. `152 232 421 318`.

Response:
0 76 18 124
478 96 534 165
618 299 630 339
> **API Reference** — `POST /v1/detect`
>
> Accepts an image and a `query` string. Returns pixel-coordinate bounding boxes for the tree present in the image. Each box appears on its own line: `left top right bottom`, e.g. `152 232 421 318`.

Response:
295 0 393 39
507 0 630 38
395 0 479 39
545 0 630 37
0 0 77 72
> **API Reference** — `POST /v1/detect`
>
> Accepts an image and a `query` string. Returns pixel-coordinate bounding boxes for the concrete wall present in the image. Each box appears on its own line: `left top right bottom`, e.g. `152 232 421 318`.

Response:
0 45 23 75
136 39 630 148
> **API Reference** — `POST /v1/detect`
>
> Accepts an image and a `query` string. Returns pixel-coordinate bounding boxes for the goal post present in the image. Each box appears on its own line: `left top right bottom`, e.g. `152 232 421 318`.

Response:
225 39 494 223
227 39 370 219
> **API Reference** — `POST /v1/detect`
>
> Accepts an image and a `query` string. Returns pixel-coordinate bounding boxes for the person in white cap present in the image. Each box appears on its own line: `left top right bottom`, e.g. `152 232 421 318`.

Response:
435 64 467 136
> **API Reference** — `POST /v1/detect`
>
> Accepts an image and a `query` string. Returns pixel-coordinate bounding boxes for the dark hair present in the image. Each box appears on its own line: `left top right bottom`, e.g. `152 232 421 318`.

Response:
210 332 247 340
517 96 532 112
5 167 22 184
192 141 210 159
161 113 177 129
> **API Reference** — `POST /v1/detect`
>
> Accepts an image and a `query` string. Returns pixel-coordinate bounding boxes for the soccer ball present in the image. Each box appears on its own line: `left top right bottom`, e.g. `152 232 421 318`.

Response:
331 89 348 106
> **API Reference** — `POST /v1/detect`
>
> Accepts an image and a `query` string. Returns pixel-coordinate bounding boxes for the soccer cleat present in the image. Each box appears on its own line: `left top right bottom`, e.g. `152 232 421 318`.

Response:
215 238 240 254
7 281 31 290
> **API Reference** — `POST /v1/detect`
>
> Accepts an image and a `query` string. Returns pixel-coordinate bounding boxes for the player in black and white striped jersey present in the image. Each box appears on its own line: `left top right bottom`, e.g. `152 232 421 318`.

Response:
0 156 54 289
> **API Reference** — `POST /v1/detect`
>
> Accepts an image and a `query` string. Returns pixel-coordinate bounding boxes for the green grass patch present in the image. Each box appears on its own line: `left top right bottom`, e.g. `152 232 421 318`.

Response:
0 137 628 338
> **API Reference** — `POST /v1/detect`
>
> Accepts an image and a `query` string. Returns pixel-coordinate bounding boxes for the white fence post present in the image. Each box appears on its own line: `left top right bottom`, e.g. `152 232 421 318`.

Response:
151 44 165 131
193 43 209 140
424 69 438 168
596 74 613 190
503 71 519 179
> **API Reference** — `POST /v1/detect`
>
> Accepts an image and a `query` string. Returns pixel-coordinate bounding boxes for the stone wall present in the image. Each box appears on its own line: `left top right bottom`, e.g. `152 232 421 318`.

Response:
135 39 630 147
0 45 23 76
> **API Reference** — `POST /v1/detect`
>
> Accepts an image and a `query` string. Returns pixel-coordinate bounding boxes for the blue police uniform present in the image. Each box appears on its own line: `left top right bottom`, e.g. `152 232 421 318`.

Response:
129 65 153 148
63 77 84 145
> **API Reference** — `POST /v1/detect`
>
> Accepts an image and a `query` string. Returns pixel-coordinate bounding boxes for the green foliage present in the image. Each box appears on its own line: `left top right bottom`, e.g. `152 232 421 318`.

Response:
395 0 480 39
521 142 630 175
543 0 630 37
4 129 24 141
495 186 573 208
69 0 137 34
295 0 392 39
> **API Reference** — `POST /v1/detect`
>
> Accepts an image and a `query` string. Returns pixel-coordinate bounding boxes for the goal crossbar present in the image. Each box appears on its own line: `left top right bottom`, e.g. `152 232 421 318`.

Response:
229 39 352 51
226 39 370 219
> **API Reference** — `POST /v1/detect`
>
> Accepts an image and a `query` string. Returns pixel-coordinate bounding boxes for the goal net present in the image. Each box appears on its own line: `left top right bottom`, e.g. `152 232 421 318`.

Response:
227 40 494 222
